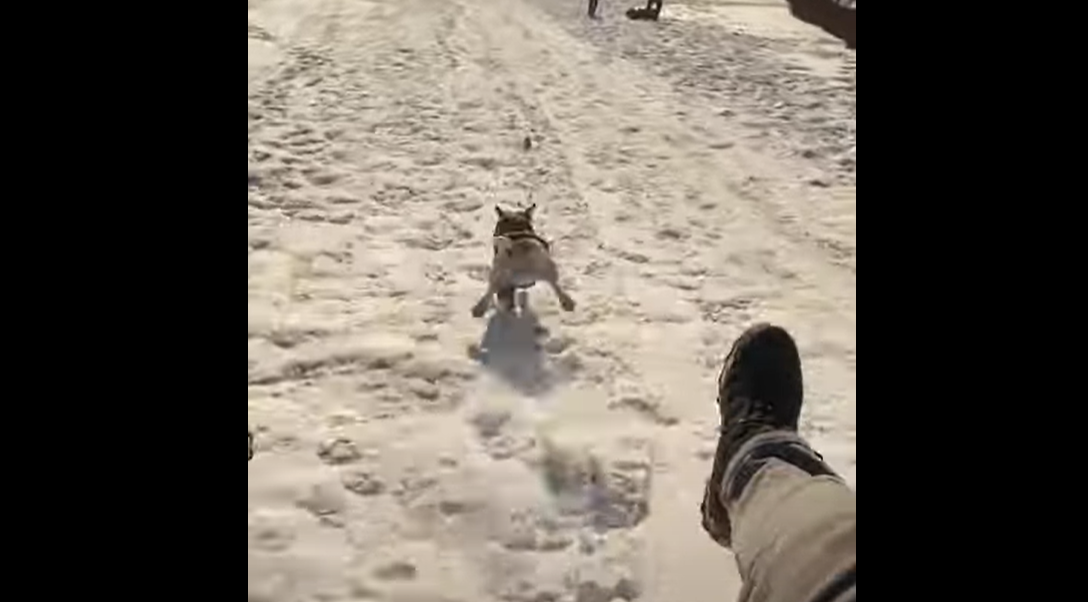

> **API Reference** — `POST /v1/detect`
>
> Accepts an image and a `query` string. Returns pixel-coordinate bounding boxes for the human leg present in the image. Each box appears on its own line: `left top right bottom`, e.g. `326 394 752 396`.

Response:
785 0 855 49
723 433 856 602
700 324 856 602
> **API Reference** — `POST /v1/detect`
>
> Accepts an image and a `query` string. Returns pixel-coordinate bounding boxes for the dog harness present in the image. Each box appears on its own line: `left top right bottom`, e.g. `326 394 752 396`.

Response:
494 230 551 253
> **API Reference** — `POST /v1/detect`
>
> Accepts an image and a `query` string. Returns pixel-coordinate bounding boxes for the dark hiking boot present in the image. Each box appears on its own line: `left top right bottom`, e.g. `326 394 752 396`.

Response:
700 323 806 547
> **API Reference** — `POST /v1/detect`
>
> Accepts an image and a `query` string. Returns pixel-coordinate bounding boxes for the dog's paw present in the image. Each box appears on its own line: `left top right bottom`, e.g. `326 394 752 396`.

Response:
560 297 576 312
471 304 488 318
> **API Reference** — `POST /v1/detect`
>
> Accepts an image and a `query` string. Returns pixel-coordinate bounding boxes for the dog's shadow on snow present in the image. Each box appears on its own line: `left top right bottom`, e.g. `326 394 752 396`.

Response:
470 301 556 396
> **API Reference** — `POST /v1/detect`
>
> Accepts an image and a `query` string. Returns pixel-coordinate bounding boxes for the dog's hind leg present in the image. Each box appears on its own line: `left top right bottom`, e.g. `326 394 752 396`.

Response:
549 281 575 311
471 285 496 318
541 262 575 312
515 290 530 316
496 286 516 313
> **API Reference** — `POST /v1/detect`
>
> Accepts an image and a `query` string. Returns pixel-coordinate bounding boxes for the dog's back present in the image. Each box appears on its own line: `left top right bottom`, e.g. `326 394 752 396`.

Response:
494 233 551 288
491 204 553 288
500 235 545 256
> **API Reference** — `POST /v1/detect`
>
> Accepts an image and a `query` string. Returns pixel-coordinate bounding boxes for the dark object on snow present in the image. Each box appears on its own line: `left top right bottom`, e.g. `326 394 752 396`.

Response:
626 0 662 21
588 0 599 18
785 0 855 49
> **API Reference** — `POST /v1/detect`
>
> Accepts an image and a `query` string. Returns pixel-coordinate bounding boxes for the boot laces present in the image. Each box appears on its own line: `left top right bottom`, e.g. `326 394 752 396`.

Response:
718 395 776 434
737 396 775 426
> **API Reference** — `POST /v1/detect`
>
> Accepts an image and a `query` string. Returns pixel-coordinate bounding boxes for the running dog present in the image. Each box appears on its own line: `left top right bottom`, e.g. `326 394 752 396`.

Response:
471 204 576 317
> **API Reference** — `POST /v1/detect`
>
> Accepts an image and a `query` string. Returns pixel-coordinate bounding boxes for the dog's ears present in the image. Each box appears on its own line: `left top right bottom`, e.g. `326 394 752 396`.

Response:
495 204 534 219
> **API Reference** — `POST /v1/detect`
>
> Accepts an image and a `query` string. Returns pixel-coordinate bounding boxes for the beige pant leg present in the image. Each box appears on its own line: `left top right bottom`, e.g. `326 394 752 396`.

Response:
729 459 856 602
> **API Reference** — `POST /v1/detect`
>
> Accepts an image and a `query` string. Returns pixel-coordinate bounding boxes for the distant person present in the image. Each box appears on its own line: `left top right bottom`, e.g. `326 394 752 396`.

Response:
701 324 856 602
625 0 662 21
785 0 855 49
